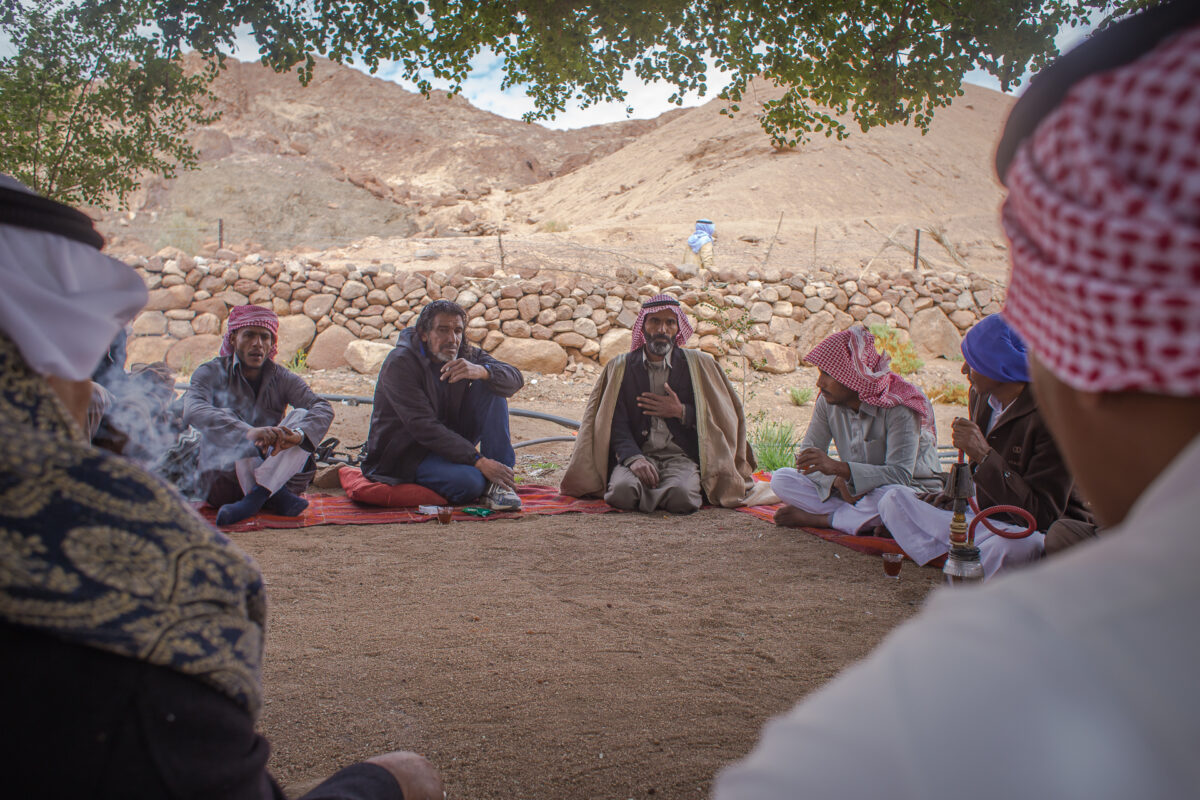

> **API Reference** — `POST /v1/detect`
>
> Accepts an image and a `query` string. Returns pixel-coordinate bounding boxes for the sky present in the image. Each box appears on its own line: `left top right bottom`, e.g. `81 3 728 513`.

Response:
226 22 1099 131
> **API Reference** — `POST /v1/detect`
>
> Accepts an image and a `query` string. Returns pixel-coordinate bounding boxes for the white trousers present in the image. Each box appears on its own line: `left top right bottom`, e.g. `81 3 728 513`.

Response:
233 408 311 496
771 468 889 535
876 486 1045 580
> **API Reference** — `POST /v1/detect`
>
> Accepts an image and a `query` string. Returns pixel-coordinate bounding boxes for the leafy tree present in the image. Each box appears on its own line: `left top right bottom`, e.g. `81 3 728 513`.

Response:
1 0 1159 208
0 1 218 207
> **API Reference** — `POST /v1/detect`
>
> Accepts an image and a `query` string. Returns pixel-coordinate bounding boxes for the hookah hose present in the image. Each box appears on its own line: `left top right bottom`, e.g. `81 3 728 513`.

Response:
958 449 1037 540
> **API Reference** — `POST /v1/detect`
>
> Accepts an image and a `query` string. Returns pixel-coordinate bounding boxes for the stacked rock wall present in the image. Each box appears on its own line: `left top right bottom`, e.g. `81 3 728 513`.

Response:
122 247 1005 376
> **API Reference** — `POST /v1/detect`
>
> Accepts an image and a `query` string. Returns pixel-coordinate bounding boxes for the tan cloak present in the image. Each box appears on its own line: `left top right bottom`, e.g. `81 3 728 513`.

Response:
560 349 777 508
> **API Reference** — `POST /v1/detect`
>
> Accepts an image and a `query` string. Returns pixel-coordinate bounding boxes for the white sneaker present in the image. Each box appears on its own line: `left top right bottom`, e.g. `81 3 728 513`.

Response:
484 482 522 511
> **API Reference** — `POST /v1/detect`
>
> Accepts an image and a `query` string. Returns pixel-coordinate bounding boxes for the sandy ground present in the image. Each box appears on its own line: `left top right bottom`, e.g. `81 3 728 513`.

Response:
230 362 969 799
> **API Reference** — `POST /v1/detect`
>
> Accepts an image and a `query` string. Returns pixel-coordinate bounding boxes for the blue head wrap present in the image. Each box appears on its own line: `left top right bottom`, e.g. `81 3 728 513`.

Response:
961 313 1031 383
687 219 715 253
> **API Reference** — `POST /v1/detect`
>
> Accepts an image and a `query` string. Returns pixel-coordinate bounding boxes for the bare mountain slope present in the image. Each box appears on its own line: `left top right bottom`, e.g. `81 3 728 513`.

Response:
100 56 682 251
498 80 1015 279
101 59 1014 281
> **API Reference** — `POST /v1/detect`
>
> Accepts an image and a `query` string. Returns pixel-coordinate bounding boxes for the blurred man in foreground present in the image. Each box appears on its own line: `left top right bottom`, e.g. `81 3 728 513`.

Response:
715 3 1200 797
0 175 441 799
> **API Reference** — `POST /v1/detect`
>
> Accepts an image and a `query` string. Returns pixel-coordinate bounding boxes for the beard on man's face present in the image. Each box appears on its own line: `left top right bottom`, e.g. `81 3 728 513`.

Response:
646 335 673 357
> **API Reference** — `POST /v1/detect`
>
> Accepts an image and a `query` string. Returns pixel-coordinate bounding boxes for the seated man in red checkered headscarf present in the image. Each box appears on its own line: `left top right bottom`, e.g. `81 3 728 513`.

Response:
772 325 944 533
183 304 334 526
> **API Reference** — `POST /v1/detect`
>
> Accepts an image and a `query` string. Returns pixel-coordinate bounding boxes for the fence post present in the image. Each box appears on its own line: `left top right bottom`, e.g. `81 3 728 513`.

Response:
218 218 224 251
912 229 921 271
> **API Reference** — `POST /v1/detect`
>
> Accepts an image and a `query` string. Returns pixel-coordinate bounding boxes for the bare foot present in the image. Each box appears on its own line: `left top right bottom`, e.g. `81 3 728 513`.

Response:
365 751 443 800
774 505 832 529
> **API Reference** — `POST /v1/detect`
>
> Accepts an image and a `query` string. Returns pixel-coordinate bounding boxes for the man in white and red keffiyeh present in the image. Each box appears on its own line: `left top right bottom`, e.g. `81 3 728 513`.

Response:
714 3 1200 799
770 325 943 535
561 294 772 510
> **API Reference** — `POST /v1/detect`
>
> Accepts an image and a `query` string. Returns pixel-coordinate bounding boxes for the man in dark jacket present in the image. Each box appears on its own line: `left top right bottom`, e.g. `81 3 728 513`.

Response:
876 313 1091 578
183 305 334 526
362 299 524 509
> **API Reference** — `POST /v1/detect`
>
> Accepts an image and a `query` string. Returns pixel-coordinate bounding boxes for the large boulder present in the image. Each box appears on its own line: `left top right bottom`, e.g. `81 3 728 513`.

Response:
491 338 568 374
192 312 222 335
909 308 963 359
125 336 172 367
303 294 337 320
742 340 799 374
793 310 837 357
598 329 632 365
345 340 394 375
166 334 222 371
143 285 195 311
131 311 168 336
306 326 357 370
192 297 229 321
276 315 317 364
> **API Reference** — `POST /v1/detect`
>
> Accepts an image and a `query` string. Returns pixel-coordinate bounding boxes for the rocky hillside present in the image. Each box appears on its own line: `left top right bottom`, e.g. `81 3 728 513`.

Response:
99 58 1015 283
100 56 683 252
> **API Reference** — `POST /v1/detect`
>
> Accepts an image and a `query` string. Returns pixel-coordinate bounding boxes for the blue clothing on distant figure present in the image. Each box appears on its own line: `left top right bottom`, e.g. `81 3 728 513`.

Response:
688 219 715 253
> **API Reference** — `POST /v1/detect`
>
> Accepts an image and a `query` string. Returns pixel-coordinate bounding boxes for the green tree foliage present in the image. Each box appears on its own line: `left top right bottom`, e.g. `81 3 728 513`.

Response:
0 1 218 207
1 0 1159 208
186 0 1153 145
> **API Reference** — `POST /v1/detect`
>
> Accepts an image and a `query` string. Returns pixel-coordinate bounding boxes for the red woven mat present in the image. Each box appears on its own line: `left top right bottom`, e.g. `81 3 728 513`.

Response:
197 484 619 532
735 502 945 566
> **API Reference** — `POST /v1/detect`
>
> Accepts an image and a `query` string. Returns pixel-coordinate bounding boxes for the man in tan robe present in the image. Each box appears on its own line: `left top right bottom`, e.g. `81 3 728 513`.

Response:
561 295 774 510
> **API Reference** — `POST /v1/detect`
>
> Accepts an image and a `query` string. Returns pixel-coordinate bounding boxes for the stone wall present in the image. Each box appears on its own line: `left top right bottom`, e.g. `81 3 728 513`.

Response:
123 246 1005 376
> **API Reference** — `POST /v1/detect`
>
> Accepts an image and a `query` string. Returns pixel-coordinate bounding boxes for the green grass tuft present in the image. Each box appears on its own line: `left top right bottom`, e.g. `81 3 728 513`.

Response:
788 386 814 406
751 419 797 472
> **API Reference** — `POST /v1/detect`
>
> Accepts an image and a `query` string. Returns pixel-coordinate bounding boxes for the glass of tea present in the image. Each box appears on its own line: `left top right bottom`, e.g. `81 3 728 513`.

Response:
882 552 903 578
437 506 453 525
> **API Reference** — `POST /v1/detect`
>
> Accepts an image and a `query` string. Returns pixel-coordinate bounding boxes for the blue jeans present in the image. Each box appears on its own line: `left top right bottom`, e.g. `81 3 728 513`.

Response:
414 382 515 504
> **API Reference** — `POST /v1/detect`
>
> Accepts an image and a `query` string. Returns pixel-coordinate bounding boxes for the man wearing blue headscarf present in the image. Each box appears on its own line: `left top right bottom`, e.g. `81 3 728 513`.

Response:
872 313 1092 579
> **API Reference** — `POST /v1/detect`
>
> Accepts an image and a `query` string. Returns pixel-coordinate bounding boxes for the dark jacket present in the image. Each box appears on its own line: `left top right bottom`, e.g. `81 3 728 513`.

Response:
361 327 523 484
183 356 334 476
3 623 401 799
968 386 1092 530
610 347 699 468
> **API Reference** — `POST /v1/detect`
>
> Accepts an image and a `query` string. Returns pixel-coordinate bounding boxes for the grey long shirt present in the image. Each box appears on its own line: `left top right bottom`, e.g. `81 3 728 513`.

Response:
800 395 943 499
183 356 334 475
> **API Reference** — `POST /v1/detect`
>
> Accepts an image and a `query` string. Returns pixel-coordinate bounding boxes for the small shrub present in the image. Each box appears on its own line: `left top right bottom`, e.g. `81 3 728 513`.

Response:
751 419 797 472
789 387 814 406
926 381 969 406
284 348 309 373
869 324 923 376
538 219 569 233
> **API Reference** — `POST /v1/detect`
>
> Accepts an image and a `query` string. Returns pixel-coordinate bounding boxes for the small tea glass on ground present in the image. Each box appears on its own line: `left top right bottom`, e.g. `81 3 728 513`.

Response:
882 552 904 578
437 506 453 525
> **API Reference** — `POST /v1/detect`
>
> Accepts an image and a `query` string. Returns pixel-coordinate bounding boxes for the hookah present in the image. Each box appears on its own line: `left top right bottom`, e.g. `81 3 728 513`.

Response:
942 448 1037 585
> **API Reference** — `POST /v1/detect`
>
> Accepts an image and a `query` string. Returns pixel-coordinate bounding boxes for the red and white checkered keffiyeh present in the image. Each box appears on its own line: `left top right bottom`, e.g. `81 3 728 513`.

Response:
630 294 694 351
1003 24 1200 396
220 304 279 360
805 326 935 433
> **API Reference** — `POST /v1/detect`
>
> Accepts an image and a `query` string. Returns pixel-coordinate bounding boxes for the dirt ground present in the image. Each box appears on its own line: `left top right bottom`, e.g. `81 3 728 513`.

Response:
230 362 968 799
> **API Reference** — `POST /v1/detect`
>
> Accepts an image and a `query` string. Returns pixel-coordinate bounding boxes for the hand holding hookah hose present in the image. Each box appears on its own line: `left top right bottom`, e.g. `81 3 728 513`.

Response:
958 449 1037 540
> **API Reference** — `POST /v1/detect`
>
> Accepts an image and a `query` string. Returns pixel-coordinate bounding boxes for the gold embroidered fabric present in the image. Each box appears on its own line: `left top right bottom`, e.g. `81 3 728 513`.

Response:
0 334 267 716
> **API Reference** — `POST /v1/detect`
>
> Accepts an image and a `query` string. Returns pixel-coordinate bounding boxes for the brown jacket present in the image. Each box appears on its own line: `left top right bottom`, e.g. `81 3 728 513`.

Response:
967 386 1092 530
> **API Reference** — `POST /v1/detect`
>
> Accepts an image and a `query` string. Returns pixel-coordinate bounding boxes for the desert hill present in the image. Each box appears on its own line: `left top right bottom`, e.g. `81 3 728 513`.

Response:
100 57 1015 282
